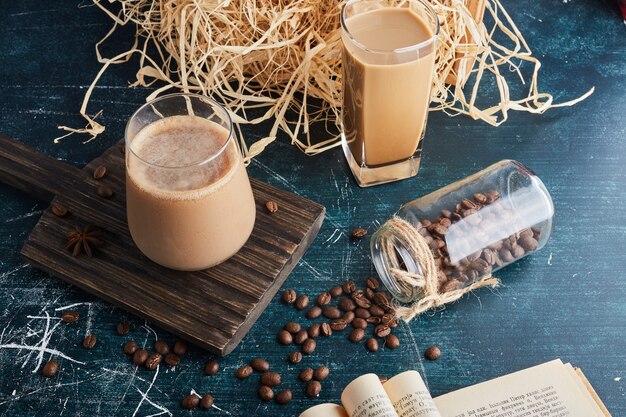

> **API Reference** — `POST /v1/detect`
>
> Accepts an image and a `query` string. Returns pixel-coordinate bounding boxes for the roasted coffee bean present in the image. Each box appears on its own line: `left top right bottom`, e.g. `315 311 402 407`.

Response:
299 367 314 382
440 209 452 219
277 330 293 345
432 225 448 236
482 248 498 265
322 306 342 319
355 308 371 319
282 289 297 304
83 335 97 349
385 335 400 349
62 311 79 323
342 280 356 294
338 298 356 312
265 200 279 213
204 360 219 376
236 365 253 379
200 394 214 409
260 371 281 387
518 235 538 251
498 248 515 263
306 306 322 319
462 208 477 218
145 353 162 370
461 198 477 210
306 380 322 398
362 288 374 301
181 394 199 410
365 338 379 352
173 341 187 356
369 305 385 317
288 351 303 364
123 340 138 355
381 313 397 328
486 190 500 203
132 349 149 366
366 316 382 325
502 236 517 250
425 346 441 361
258 385 274 401
343 311 356 323
284 322 301 334
93 165 107 180
275 389 292 405
317 292 331 306
430 239 446 250
366 277 380 290
421 219 432 227
251 358 270 372
473 193 487 204
308 323 321 338
154 340 169 355
374 325 391 338
294 330 309 345
116 322 130 335
320 322 333 336
352 318 367 329
301 338 316 355
97 184 113 198
512 245 525 258
439 217 452 227
165 353 181 367
351 227 367 239
465 269 480 282
519 228 533 239
330 319 348 331
442 279 462 293
379 375 389 384
313 366 330 381
352 291 371 308
295 295 309 310
41 360 58 378
330 286 343 298
373 292 390 308
349 328 365 343
51 202 68 217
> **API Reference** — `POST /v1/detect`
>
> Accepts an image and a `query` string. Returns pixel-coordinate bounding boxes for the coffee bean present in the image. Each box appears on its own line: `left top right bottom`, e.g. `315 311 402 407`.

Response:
282 289 297 304
62 311 79 323
116 322 130 335
498 248 515 263
299 367 314 382
442 279 462 292
260 371 281 387
385 335 400 349
133 349 149 366
462 198 477 210
306 380 322 398
352 291 371 308
518 235 538 251
330 286 343 298
275 389 292 405
486 190 500 203
342 280 356 294
164 353 180 367
51 202 68 217
306 306 322 319
349 328 365 343
83 334 97 349
366 277 380 290
322 306 342 319
512 245 525 258
284 322 301 334
320 322 333 336
317 292 331 306
145 353 162 370
236 365 253 379
473 193 487 204
288 351 302 364
367 316 381 325
301 338 316 355
342 311 355 323
439 217 452 227
365 288 375 300
352 318 367 329
200 394 214 409
41 360 58 378
181 394 199 410
373 292 391 308
173 341 187 356
93 165 107 180
265 200 279 213
123 340 138 355
355 308 371 319
482 248 498 265
313 366 329 381
258 385 274 401
502 236 517 250
154 340 169 355
277 330 293 345
365 338 379 352
338 298 356 312
204 360 219 376
381 313 398 328
519 228 533 239
308 323 321 338
369 305 385 317
295 295 309 310
251 358 270 372
425 346 441 361
294 330 309 345
379 375 389 384
351 227 367 239
330 319 348 331
97 184 113 198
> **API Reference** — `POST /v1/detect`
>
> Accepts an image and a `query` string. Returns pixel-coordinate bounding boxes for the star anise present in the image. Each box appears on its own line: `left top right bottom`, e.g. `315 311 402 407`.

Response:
64 224 104 257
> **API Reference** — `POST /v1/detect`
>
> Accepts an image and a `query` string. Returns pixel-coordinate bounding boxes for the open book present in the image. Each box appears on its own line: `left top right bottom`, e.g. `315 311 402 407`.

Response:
299 360 611 417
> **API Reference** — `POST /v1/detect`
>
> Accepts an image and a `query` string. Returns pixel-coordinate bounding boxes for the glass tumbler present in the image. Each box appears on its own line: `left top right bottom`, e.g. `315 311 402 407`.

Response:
125 93 256 271
341 0 439 187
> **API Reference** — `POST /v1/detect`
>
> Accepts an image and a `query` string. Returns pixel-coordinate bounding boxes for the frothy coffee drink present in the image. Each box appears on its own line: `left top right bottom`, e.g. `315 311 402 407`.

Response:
126 115 256 271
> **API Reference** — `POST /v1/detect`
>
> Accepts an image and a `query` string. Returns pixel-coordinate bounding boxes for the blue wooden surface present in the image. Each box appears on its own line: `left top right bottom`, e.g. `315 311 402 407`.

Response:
0 0 625 416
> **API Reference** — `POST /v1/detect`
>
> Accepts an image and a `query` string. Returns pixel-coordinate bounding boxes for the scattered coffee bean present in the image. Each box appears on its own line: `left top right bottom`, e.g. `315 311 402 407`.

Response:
236 365 254 379
289 351 302 364
373 292 391 309
62 311 79 323
379 375 389 384
260 371 281 387
306 380 322 398
374 325 391 338
200 394 214 409
251 358 270 372
366 277 380 290
173 341 187 356
277 330 293 345
93 165 107 180
265 200 279 213
123 340 138 355
365 338 379 352
275 389 292 405
116 322 130 335
308 323 321 338
83 334 97 349
306 306 322 319
349 328 365 343
181 394 199 410
51 202 68 217
330 286 343 298
295 295 309 310
258 385 274 401
342 280 356 294
317 292 331 306
330 319 348 331
381 313 397 328
133 349 149 366
41 360 58 378
355 308 371 319
369 305 385 317
338 297 356 312
365 288 375 300
322 306 342 319
425 346 441 361
385 335 400 349
300 367 314 382
164 353 180 367
352 291 372 308
320 322 333 337
284 322 301 334
301 338 316 355
145 353 162 370
294 330 309 345
282 289 297 304
351 227 368 239
352 318 367 329
97 184 113 198
313 366 330 381
343 311 356 323
154 340 169 355
367 316 381 325
204 360 219 376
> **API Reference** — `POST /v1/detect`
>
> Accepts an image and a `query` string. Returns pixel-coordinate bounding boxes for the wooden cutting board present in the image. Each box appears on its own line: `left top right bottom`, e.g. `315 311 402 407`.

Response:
0 134 325 356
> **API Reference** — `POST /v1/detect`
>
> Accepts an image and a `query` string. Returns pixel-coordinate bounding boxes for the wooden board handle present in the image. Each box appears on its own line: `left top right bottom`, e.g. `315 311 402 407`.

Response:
0 133 84 202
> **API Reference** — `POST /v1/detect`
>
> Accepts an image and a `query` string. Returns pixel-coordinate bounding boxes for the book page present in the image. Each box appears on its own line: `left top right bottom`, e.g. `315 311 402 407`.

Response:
433 359 605 417
341 373 399 417
299 403 350 417
572 368 612 417
384 370 442 417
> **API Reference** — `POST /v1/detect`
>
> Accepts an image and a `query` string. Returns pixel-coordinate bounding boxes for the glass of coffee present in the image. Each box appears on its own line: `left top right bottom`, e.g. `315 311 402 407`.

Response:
340 0 439 187
125 93 256 271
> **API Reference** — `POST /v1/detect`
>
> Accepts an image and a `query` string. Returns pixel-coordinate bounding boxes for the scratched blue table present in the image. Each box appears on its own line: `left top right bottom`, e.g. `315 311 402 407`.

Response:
0 0 625 416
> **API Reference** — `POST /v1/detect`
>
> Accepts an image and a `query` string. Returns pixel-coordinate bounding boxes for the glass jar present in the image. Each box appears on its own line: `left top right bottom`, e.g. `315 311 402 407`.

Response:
371 160 554 303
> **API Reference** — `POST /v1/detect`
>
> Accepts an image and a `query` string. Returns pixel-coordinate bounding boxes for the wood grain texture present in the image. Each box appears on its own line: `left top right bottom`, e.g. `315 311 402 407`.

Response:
0 137 325 356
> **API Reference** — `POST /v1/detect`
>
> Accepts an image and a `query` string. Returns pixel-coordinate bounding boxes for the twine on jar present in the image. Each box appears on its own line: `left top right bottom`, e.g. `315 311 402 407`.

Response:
380 216 500 322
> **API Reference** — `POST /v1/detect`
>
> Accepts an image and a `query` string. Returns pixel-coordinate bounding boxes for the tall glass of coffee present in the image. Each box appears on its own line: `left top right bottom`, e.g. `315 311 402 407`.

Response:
125 93 256 271
341 0 439 187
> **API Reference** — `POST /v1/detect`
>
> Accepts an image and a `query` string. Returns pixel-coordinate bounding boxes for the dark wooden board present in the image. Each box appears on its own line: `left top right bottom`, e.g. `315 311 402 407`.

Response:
0 135 325 356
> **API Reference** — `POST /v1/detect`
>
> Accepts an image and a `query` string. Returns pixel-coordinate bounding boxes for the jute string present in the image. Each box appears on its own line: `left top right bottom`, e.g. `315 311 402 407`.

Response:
381 217 500 322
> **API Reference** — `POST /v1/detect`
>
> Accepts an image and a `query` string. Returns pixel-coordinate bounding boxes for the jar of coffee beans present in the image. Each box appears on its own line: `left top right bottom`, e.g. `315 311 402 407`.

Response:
371 160 554 303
